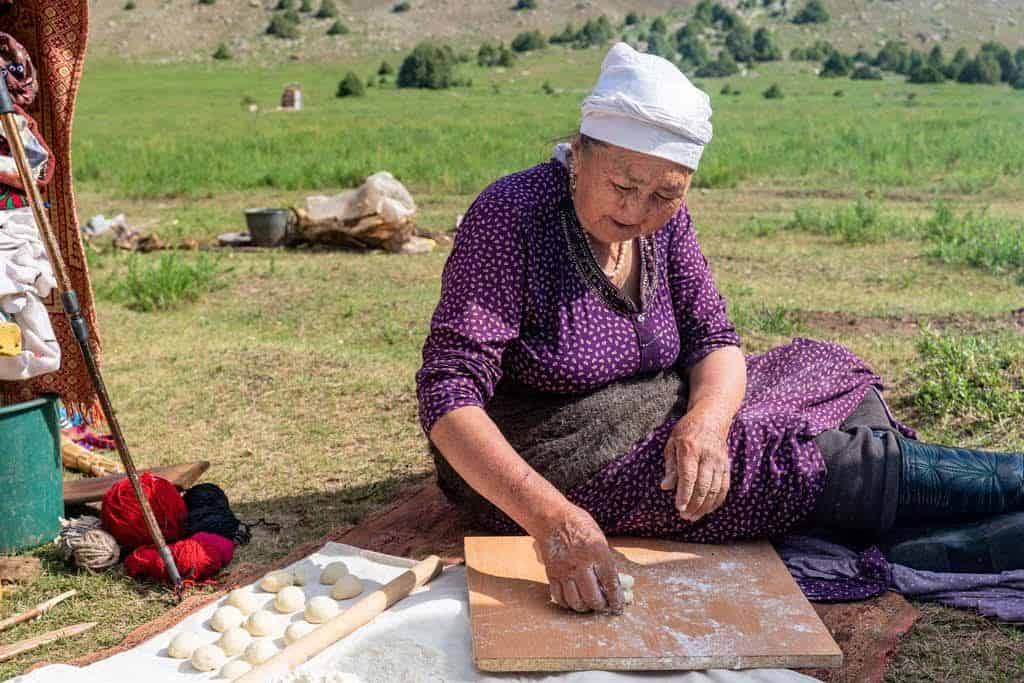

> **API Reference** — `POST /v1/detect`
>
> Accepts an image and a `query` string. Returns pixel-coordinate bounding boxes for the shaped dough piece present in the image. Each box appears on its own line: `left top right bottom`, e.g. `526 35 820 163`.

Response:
191 644 227 672
211 605 245 633
216 627 251 657
304 595 339 623
225 588 260 616
330 574 363 600
245 609 276 637
291 569 307 586
284 620 316 645
219 659 253 680
319 561 349 585
259 570 294 593
244 639 278 665
167 631 202 659
274 585 306 614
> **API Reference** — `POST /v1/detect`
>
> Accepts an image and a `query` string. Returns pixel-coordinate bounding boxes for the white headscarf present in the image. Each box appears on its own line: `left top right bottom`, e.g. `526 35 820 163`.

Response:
579 42 712 170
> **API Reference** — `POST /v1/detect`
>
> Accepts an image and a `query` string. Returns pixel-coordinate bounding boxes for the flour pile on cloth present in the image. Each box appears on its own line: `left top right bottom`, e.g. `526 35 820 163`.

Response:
10 542 821 683
0 205 59 380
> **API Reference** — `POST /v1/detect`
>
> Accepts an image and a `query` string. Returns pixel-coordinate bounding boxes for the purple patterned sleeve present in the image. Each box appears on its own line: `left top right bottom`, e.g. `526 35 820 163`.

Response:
668 205 741 369
415 190 526 438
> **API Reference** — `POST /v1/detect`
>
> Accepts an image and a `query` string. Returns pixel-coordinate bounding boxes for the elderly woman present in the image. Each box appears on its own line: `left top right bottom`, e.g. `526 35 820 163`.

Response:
416 43 1024 614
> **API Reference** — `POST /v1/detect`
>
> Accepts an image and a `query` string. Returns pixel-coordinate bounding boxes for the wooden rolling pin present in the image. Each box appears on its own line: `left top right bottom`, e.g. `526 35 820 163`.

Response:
236 555 444 682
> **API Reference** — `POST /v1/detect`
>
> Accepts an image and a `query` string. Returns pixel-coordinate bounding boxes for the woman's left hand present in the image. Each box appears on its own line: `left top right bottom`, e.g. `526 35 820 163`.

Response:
660 413 731 522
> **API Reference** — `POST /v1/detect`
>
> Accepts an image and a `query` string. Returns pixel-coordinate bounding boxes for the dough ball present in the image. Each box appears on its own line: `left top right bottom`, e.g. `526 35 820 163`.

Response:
304 595 339 623
216 627 251 657
618 573 635 590
244 639 278 665
330 574 363 600
259 570 295 593
291 569 307 586
274 585 306 613
284 620 316 645
244 609 276 636
226 588 260 616
218 659 253 680
191 644 227 672
211 605 245 632
167 631 202 659
623 589 635 605
319 561 349 585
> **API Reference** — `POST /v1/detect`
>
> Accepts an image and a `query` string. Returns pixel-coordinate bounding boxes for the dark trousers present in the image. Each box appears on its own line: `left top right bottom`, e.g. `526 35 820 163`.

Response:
810 388 902 532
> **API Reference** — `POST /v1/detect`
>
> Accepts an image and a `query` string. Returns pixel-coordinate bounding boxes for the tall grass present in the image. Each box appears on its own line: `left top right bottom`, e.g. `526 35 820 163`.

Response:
95 252 229 311
920 205 1024 282
71 56 1024 198
909 330 1024 441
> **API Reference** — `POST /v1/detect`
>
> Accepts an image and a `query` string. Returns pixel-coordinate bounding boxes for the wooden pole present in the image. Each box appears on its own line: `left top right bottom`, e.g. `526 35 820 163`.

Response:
0 622 97 663
235 556 444 682
0 590 77 634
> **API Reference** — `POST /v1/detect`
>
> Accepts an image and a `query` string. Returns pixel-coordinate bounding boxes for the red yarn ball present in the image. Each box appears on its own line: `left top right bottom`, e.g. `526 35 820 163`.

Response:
101 473 187 549
124 532 234 585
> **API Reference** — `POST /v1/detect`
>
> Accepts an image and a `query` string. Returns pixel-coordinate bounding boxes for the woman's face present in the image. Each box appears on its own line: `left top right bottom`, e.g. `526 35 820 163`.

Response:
570 137 692 244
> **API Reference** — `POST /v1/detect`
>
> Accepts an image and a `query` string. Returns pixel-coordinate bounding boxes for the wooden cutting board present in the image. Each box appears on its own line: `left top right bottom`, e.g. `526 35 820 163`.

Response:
465 536 842 672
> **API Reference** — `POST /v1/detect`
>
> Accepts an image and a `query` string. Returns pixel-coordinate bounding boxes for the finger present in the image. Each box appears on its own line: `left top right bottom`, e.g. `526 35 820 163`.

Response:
576 565 609 612
660 440 678 490
691 465 724 521
594 557 624 612
675 450 700 516
563 578 587 613
549 579 566 609
684 456 715 520
709 465 731 515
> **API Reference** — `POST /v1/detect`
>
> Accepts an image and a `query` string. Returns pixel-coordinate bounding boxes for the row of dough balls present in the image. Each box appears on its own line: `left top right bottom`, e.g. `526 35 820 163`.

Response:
168 562 364 679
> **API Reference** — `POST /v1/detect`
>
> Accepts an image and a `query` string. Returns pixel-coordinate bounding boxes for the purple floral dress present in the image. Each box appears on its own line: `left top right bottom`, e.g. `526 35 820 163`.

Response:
416 158 892 542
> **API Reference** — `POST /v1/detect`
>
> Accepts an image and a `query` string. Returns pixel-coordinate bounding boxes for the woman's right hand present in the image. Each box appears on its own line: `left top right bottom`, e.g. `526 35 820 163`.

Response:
534 505 624 614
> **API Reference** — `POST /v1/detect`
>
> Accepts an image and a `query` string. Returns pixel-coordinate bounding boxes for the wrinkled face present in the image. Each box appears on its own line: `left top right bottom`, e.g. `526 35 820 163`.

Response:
570 136 693 244
0 33 37 109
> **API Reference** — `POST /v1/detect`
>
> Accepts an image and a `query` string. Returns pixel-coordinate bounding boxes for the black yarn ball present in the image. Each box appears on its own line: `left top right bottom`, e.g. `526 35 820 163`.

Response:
183 483 251 545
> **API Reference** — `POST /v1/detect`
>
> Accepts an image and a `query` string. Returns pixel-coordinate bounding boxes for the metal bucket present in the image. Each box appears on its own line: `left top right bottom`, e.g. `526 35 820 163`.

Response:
244 208 292 247
0 395 62 553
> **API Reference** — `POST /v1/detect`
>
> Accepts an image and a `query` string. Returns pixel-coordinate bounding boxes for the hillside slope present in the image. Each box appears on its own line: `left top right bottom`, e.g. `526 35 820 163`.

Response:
86 0 1023 64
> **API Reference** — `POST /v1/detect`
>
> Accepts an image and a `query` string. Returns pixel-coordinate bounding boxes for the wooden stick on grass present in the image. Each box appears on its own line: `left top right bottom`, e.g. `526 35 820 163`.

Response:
0 622 97 663
0 590 78 634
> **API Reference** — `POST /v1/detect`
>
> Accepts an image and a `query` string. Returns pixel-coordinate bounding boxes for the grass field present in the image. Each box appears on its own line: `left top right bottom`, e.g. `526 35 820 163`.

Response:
1 42 1023 680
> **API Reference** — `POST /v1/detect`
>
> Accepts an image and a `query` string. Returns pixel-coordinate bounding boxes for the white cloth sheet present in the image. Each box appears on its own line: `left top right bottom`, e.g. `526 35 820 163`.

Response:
0 206 59 380
11 543 821 683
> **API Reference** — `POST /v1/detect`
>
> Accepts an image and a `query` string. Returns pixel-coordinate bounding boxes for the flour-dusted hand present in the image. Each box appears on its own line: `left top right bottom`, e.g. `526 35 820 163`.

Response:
536 505 625 614
661 412 731 522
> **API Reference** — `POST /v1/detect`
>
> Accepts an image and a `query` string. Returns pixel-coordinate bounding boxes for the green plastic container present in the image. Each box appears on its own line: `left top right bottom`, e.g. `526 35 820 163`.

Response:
0 395 62 553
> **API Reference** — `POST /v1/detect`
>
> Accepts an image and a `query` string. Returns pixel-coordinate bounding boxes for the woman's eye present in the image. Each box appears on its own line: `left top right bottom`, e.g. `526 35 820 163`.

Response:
613 183 632 192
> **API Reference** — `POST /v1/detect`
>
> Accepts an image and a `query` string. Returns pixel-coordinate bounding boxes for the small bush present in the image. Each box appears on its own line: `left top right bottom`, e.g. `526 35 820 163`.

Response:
850 65 882 80
957 53 1001 84
650 16 668 34
212 43 232 60
198 0 216 5
326 20 348 35
762 82 783 99
514 0 537 9
783 198 903 244
299 0 313 11
625 11 640 26
378 60 394 75
99 253 227 313
908 64 944 83
337 71 365 97
1013 74 1024 90
276 0 293 8
819 51 852 77
833 89 844 96
267 13 300 39
549 23 576 45
392 1 410 12
752 27 781 61
921 204 1024 278
316 0 338 18
792 0 829 24
541 80 555 95
511 30 545 52
695 50 739 77
397 42 455 88
574 15 614 49
732 304 801 336
124 0 136 8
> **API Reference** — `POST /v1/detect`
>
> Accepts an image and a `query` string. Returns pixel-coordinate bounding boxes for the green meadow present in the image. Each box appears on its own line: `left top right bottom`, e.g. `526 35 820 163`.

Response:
1 41 1023 679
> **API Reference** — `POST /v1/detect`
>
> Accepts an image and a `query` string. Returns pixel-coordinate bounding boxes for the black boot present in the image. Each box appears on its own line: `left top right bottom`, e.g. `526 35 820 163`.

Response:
895 435 1024 524
880 512 1024 573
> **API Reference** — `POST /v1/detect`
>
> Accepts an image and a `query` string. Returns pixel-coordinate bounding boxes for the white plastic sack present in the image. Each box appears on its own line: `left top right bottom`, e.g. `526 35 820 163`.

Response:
305 171 416 225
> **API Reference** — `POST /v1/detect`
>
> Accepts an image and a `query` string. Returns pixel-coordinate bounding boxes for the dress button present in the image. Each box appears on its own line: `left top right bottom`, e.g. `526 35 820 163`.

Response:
637 313 645 323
